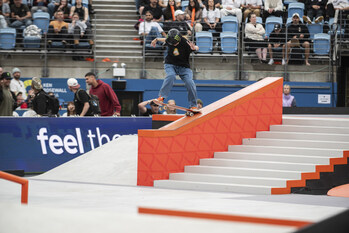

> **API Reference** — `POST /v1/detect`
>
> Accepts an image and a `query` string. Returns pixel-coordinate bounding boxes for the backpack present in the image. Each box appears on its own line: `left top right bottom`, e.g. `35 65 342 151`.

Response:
76 89 101 115
45 93 60 116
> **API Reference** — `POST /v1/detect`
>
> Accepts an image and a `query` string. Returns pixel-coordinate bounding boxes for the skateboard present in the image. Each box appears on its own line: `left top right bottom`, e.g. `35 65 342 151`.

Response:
152 99 201 117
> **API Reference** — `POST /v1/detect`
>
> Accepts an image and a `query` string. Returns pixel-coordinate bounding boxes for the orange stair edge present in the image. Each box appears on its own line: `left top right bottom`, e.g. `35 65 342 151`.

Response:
272 151 349 195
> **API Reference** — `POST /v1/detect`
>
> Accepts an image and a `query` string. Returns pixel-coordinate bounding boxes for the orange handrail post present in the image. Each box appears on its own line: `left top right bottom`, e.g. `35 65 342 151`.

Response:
0 171 29 204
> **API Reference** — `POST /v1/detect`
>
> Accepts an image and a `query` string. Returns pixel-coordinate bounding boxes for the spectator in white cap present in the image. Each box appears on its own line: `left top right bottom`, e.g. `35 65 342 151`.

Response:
10 67 27 100
286 12 311 66
163 9 192 36
67 78 93 116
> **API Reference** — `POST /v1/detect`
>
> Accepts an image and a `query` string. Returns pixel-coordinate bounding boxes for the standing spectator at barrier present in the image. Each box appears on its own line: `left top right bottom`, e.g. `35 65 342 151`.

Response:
67 78 93 116
150 28 199 109
163 99 177 114
185 0 203 32
85 72 122 116
197 98 203 109
10 0 32 28
70 0 89 26
31 77 48 116
286 13 311 66
69 12 93 47
139 10 166 48
241 0 262 22
303 0 325 24
10 67 27 99
47 10 69 45
0 72 15 116
202 0 222 33
159 0 181 8
245 13 268 63
220 0 242 24
138 99 161 116
62 101 76 116
263 0 283 22
283 84 297 107
163 0 179 21
0 0 10 28
30 0 49 16
142 0 164 22
268 23 286 65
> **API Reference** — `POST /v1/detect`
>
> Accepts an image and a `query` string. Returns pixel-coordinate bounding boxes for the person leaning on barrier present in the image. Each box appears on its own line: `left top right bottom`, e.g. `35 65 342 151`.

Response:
0 72 16 116
283 84 297 107
31 77 48 116
138 100 161 116
67 78 94 117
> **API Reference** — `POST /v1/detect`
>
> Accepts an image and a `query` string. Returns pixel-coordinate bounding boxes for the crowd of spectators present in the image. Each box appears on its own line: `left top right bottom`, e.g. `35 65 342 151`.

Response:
0 0 95 52
137 0 349 65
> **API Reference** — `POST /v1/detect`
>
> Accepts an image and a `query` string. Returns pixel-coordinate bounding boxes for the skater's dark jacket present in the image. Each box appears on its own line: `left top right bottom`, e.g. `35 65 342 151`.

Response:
165 37 195 68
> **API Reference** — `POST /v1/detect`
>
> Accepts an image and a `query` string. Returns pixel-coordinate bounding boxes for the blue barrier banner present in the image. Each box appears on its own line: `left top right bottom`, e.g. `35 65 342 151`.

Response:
0 117 152 173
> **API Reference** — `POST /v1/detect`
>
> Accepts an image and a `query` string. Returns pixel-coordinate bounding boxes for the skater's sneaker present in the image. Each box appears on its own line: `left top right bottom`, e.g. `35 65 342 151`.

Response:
190 106 199 111
156 96 164 103
315 16 324 24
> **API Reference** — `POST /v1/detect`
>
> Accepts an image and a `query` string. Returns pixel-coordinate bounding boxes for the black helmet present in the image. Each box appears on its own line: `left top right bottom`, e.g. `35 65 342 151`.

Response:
166 29 181 45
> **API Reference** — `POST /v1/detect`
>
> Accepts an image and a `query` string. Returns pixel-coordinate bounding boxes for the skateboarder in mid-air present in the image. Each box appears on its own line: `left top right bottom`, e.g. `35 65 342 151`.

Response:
150 28 199 111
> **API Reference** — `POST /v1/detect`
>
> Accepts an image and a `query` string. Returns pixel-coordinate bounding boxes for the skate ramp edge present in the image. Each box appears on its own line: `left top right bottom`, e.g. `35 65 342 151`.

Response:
138 77 283 186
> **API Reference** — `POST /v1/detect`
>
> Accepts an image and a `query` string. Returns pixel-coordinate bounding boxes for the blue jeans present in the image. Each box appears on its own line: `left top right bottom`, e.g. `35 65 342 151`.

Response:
145 26 162 49
159 64 198 108
10 19 33 28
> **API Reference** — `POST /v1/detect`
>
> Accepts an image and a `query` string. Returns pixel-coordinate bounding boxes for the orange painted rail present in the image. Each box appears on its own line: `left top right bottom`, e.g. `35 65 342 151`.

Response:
138 77 283 186
0 171 29 204
138 207 312 229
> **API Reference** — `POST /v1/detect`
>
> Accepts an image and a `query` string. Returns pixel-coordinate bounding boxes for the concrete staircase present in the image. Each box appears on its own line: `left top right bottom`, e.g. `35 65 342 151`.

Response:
93 0 142 62
154 116 349 194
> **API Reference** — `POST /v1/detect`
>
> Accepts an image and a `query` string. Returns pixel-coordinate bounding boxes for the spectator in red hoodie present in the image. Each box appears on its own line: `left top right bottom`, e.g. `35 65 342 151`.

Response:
85 72 121 116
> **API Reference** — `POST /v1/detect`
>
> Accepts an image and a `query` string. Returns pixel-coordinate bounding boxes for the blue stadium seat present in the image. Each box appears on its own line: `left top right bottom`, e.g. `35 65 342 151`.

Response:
307 23 323 39
220 32 238 54
181 0 189 11
265 16 283 38
221 16 239 33
33 11 50 34
288 2 305 18
195 31 213 53
313 33 331 55
0 28 16 49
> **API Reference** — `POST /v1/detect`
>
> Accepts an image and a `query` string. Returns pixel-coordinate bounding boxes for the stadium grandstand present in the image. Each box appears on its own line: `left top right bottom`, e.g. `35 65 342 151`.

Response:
0 0 348 110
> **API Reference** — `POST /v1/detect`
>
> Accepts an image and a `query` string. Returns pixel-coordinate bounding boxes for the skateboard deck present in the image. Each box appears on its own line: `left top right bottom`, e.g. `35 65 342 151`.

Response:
152 99 201 116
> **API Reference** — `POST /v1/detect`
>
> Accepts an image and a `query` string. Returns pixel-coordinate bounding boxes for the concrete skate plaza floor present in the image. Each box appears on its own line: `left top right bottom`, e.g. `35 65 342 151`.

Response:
1 135 348 233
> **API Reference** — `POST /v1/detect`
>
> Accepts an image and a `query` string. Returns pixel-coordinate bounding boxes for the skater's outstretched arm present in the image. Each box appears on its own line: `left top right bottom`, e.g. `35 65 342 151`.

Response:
151 38 166 47
186 40 199 51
